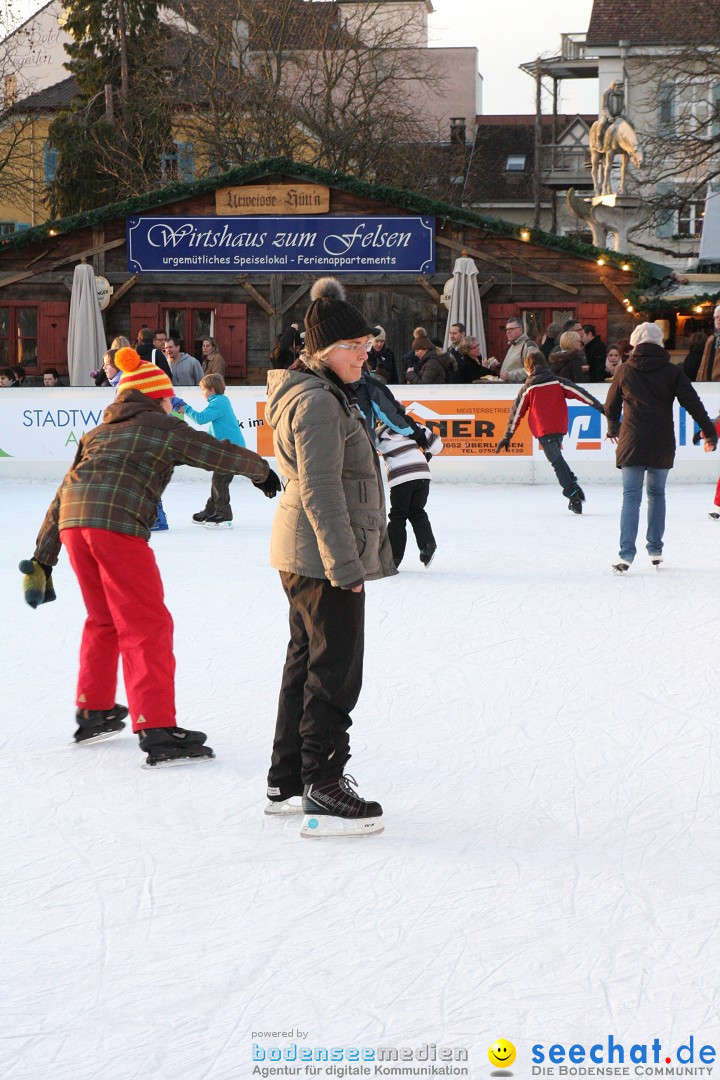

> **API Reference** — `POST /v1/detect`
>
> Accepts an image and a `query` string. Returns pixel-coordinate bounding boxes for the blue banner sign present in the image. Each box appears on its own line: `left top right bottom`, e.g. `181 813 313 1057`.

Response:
126 216 434 274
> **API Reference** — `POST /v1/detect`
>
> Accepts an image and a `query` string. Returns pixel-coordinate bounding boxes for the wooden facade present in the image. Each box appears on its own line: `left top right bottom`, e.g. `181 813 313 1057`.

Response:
0 163 647 381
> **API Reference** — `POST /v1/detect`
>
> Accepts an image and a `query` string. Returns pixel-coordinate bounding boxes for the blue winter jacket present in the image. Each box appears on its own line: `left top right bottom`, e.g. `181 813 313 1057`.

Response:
183 394 246 447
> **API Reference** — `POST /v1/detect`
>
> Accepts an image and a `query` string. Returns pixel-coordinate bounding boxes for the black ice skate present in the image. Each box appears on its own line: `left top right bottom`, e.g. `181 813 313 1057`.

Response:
649 555 663 569
301 775 384 837
139 726 215 769
74 704 129 744
203 514 233 529
612 559 631 574
192 510 211 524
568 488 583 514
419 542 436 568
265 786 304 816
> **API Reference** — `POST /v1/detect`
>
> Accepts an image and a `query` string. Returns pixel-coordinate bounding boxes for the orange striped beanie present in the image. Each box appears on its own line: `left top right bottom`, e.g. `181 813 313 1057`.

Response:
115 347 174 399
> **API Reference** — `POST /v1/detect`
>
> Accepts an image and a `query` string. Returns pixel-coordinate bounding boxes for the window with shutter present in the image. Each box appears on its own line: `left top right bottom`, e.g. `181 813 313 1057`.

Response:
656 181 675 239
658 84 675 135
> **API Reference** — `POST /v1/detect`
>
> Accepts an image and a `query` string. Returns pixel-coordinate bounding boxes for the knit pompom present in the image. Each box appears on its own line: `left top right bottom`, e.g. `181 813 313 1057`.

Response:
114 347 143 372
310 277 345 303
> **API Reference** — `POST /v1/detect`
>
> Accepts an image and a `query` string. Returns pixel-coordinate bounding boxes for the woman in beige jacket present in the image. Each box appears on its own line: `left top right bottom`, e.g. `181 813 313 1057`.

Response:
264 278 396 838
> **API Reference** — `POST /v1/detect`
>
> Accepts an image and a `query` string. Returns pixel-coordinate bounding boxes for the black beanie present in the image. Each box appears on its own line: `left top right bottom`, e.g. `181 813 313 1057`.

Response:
304 277 378 355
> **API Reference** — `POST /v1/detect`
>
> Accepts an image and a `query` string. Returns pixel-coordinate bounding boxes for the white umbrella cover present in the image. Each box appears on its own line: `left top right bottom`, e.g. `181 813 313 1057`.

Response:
67 263 107 386
443 255 487 358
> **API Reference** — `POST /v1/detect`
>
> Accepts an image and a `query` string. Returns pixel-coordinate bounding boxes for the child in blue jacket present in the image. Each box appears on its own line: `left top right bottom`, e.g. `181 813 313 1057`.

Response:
177 373 247 528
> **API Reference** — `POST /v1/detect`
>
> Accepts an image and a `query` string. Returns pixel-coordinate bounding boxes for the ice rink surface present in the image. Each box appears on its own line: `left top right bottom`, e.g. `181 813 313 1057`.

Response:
2 477 720 1080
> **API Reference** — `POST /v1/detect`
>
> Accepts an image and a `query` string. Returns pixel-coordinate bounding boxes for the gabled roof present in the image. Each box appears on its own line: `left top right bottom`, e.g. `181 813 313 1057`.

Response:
587 0 720 46
464 115 593 205
0 155 669 283
17 75 78 112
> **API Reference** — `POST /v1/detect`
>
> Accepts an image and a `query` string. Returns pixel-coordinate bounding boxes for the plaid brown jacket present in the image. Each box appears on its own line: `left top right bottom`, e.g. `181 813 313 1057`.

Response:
34 390 269 565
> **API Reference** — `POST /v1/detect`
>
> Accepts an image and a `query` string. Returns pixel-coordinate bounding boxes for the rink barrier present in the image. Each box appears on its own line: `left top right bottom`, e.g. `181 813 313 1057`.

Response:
2 384 719 483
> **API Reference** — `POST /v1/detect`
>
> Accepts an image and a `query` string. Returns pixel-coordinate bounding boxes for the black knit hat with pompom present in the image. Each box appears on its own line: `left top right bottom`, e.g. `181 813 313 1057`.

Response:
304 277 378 355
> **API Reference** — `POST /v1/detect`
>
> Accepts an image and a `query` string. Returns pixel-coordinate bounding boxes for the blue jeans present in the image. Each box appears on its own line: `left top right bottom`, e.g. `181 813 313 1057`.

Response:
619 466 670 561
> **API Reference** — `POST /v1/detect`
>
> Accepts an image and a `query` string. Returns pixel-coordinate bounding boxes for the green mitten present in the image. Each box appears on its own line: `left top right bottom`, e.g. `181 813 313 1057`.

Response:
19 559 56 609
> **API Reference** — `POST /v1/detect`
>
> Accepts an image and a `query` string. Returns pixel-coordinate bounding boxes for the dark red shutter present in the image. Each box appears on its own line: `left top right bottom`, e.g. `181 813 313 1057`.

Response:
215 303 247 378
577 303 607 342
38 302 70 372
130 303 161 344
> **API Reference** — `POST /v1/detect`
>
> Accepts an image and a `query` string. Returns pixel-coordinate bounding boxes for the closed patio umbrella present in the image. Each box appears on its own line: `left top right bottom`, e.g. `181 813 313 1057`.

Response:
67 263 106 386
443 255 487 358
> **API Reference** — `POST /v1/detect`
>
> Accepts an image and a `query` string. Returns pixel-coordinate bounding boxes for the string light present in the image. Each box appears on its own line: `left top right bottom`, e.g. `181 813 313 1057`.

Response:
622 263 630 271
519 228 530 241
597 258 605 266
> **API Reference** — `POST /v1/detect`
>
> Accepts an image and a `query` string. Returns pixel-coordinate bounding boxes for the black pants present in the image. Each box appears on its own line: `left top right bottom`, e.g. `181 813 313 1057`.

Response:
204 471 233 518
387 479 435 565
267 572 365 793
538 434 579 498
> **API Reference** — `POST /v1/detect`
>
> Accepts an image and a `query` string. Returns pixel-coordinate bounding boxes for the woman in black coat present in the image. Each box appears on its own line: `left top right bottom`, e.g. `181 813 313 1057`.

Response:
682 331 708 381
605 322 718 573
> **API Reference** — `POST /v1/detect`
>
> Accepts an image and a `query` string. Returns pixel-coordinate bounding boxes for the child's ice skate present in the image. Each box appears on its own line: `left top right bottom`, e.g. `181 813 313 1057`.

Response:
74 704 128 744
264 794 304 816
139 726 214 768
204 514 233 529
300 775 384 837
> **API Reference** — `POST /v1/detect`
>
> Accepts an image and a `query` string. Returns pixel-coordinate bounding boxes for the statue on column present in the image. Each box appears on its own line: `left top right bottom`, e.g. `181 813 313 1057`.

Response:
589 80 644 196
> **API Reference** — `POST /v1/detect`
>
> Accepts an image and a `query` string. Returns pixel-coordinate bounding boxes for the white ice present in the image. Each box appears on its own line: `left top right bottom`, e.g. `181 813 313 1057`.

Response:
2 476 720 1080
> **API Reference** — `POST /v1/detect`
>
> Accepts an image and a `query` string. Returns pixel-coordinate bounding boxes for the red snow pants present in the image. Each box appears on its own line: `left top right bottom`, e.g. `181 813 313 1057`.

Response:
61 527 176 732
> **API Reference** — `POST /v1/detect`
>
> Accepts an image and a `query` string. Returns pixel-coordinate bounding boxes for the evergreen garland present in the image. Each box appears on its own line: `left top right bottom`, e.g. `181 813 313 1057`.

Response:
0 156 671 302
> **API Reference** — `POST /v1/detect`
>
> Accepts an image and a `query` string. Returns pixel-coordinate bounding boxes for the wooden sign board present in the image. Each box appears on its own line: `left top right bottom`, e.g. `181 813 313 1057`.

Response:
216 184 330 216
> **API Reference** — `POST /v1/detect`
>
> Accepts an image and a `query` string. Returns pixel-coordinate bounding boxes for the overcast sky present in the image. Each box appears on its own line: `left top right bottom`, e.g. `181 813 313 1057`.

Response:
429 0 598 116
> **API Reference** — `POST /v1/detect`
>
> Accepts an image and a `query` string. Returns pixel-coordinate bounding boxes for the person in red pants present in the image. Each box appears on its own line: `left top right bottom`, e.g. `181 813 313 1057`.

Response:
20 347 280 768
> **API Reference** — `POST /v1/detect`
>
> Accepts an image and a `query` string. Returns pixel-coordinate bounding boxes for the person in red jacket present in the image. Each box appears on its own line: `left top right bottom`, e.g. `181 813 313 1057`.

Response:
496 348 604 514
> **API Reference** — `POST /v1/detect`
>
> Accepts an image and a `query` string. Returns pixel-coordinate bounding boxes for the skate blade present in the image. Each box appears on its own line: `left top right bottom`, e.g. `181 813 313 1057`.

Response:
300 814 384 838
142 751 216 770
73 728 125 746
204 521 233 529
264 798 304 815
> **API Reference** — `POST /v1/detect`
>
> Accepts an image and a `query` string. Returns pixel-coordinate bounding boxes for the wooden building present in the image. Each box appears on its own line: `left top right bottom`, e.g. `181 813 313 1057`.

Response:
0 157 667 381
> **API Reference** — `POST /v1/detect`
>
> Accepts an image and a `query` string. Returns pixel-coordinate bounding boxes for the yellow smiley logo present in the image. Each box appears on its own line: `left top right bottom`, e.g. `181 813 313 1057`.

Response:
488 1040 516 1069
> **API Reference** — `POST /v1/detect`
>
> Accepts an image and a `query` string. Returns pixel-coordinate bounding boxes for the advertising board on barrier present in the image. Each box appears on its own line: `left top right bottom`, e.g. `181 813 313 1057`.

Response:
126 216 435 274
254 397 532 457
2 388 719 473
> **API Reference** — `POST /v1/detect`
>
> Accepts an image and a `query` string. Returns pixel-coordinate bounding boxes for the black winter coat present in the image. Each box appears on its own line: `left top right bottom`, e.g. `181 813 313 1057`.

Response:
605 342 718 469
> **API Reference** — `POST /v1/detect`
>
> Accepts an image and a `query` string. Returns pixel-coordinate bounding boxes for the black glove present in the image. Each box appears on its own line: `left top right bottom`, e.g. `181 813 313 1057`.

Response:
496 437 511 454
253 467 281 498
19 558 56 608
411 427 429 449
692 429 703 446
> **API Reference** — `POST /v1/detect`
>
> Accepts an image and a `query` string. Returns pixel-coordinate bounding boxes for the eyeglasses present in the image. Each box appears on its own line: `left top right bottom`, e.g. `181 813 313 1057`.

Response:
505 326 521 333
335 341 372 354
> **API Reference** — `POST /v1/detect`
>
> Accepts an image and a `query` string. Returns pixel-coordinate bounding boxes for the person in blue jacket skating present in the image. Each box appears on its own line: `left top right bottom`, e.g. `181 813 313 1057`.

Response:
176 373 247 528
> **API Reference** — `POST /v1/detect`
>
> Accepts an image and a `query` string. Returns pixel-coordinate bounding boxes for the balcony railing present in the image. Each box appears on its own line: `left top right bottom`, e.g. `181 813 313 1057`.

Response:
560 33 586 60
539 144 593 188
